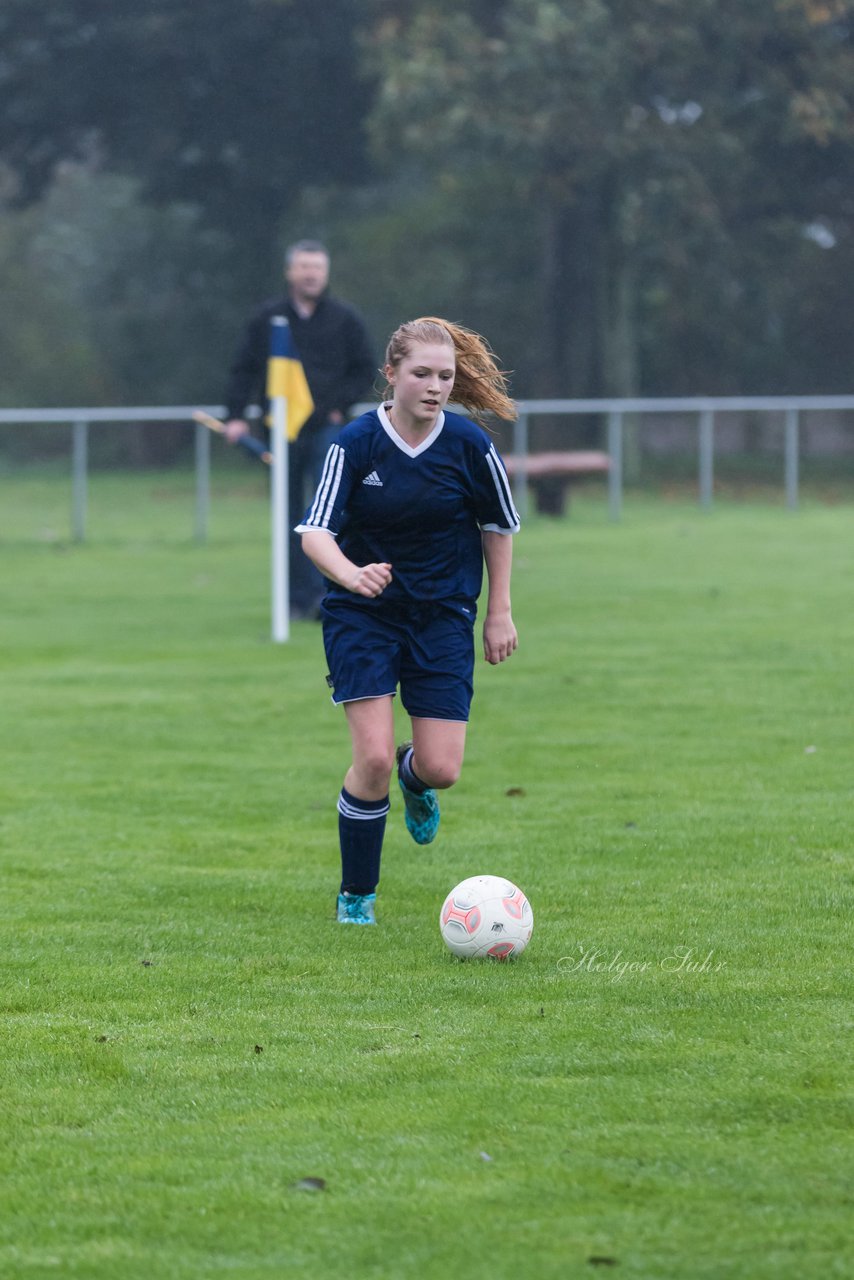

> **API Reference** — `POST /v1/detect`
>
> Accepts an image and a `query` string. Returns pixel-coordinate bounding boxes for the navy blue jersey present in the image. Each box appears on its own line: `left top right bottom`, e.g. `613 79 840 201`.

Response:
295 405 520 609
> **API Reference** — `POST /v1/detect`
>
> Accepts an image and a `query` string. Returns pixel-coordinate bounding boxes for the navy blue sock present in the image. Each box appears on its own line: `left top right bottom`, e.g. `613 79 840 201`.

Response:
338 788 389 895
398 746 428 795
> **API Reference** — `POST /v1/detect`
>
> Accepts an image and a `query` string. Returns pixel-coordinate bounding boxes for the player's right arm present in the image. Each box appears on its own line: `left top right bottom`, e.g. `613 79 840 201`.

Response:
300 530 392 598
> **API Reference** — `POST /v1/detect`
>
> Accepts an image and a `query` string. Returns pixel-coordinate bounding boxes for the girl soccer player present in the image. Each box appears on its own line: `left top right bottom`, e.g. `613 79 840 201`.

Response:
296 317 520 924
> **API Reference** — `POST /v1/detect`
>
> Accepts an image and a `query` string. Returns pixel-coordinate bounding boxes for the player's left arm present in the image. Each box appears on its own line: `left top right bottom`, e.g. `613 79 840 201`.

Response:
481 530 518 665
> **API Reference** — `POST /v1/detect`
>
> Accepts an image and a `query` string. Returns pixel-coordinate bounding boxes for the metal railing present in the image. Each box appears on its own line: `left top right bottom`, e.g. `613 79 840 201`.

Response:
1 395 853 540
0 404 225 543
506 395 854 521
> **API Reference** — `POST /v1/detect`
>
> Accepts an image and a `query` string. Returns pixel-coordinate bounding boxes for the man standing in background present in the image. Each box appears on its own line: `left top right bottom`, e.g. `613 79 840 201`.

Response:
223 239 377 619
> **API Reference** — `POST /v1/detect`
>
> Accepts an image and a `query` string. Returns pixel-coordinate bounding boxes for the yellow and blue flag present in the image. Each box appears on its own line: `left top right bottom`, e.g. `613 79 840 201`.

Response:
266 316 314 440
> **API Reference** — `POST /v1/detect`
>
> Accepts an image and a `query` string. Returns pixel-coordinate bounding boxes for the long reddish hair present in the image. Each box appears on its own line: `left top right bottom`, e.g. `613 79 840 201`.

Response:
383 317 516 421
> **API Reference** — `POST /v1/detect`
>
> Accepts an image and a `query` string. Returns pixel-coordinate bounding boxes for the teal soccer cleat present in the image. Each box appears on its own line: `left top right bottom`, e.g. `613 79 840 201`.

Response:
336 892 377 925
396 742 441 845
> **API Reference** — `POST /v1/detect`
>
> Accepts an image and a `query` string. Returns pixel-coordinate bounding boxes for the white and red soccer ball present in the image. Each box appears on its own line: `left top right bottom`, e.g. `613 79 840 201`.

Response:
439 874 533 959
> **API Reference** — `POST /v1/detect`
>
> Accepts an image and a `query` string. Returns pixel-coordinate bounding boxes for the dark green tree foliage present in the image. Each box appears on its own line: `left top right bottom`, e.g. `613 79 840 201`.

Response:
0 0 376 454
365 0 854 395
0 163 242 462
0 0 373 284
0 0 851 445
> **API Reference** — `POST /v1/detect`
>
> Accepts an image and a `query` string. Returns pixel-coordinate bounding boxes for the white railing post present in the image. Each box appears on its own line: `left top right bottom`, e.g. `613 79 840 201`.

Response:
699 407 714 509
511 411 530 520
194 420 210 543
607 410 623 522
784 408 799 511
71 420 89 542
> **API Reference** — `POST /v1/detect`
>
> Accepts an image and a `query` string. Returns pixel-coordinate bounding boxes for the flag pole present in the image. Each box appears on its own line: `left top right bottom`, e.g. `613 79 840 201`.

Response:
271 389 289 643
270 314 290 643
267 312 313 643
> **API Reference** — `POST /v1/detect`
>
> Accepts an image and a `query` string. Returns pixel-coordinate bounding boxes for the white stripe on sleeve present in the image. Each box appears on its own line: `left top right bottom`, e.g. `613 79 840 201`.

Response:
485 445 521 532
306 443 345 530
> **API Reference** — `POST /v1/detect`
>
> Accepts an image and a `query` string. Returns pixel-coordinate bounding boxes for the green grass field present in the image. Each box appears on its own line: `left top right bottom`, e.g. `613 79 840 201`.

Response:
1 468 852 1279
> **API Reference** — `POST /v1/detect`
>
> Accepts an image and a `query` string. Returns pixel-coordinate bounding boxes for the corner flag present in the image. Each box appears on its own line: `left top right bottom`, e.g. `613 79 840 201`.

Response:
268 315 314 644
266 317 314 440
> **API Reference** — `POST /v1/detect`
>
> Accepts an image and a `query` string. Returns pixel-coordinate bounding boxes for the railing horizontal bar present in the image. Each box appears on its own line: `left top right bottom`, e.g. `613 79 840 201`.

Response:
0 405 226 425
508 396 854 415
1 395 853 427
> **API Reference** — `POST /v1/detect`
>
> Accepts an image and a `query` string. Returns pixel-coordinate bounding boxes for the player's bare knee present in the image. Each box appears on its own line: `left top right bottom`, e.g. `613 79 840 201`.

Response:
360 745 395 790
420 759 462 791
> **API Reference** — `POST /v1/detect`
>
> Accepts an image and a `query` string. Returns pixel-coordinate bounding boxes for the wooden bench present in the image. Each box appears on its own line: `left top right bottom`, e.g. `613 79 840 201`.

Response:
503 450 610 515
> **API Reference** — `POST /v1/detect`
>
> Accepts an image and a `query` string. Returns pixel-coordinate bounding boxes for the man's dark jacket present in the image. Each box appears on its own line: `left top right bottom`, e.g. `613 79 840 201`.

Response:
223 293 377 432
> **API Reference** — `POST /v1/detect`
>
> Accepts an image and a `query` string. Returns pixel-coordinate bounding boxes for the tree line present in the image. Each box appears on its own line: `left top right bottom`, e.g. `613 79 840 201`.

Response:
0 0 851 460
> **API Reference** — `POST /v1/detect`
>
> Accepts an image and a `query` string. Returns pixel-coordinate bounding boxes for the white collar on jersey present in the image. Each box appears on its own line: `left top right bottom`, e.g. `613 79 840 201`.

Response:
379 403 445 457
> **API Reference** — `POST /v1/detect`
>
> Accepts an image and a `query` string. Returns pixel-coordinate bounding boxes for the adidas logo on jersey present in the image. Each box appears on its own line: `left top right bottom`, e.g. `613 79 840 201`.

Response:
362 471 383 486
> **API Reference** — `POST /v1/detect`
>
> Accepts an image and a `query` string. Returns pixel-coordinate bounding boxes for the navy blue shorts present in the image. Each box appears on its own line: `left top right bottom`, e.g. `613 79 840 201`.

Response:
321 596 475 722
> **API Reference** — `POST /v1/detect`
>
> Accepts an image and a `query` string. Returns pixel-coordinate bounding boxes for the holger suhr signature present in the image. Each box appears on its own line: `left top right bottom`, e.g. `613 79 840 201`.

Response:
557 945 727 982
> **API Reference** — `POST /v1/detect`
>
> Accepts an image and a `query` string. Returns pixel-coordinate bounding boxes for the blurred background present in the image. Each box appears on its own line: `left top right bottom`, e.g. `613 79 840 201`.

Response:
0 0 851 471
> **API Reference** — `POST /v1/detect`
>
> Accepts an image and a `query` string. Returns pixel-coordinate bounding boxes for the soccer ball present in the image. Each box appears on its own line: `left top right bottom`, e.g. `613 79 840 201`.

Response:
439 874 533 959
